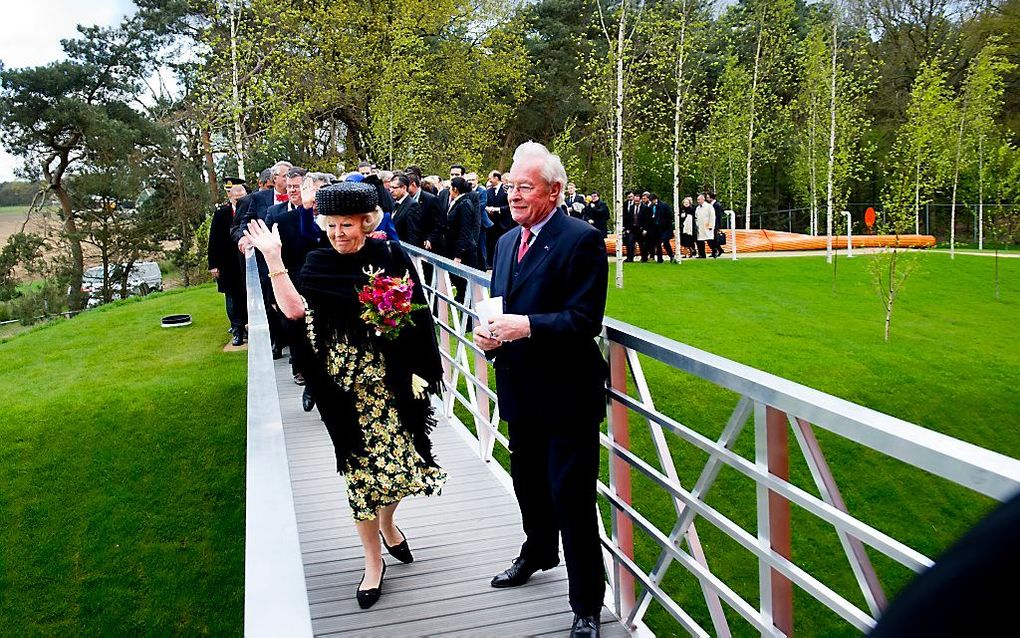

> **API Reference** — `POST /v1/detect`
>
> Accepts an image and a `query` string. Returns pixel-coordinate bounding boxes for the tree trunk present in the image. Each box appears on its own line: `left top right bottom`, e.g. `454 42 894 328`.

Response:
914 155 921 235
202 127 219 203
744 27 763 231
672 10 687 263
978 135 984 250
950 111 964 260
825 14 838 264
228 0 246 179
884 249 898 342
53 183 85 311
613 0 626 288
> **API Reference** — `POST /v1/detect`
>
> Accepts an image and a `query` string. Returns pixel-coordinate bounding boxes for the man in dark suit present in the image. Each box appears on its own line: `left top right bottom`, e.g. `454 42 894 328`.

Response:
649 193 675 263
445 176 480 266
583 191 610 237
562 182 586 219
485 170 511 264
707 192 725 258
408 173 445 255
228 161 293 357
231 161 292 245
208 179 248 346
389 173 424 246
262 167 309 363
637 192 656 262
622 191 638 261
473 142 607 638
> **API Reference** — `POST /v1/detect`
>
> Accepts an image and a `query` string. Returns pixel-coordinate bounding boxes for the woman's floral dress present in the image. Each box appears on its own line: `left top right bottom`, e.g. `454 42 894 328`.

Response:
308 305 446 521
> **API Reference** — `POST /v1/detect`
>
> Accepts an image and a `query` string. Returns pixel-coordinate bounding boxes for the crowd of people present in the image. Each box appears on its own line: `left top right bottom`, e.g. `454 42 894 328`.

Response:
619 190 728 262
206 143 610 637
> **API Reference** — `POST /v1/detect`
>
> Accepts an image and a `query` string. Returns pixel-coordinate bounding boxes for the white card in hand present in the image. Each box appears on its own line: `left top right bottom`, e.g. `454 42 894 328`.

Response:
476 296 504 336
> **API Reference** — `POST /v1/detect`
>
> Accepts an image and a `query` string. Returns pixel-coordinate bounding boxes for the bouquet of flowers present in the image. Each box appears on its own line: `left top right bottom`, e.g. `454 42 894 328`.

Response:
358 267 423 339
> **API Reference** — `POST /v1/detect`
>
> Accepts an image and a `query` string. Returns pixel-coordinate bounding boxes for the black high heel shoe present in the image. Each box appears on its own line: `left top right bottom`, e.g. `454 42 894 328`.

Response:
356 561 386 610
380 527 414 564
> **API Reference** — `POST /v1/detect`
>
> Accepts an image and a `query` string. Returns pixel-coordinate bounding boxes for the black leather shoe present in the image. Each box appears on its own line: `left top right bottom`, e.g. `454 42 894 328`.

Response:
490 556 558 588
570 614 600 637
302 388 315 412
356 562 386 610
272 347 283 360
380 527 413 564
231 332 244 347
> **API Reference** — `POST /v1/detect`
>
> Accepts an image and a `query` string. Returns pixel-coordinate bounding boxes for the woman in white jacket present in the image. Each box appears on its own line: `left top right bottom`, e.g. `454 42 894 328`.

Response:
694 194 715 259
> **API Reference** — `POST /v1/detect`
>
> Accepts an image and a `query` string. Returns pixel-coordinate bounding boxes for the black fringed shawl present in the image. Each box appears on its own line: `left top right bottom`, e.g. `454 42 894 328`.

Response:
290 238 444 473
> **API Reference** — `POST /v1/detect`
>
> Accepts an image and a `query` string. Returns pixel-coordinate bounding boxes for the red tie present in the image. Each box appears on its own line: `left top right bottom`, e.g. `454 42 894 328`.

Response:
517 227 532 263
275 192 288 203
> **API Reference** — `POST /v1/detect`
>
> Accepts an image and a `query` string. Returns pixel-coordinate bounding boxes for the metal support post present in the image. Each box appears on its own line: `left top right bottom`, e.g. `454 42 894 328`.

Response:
727 210 737 261
607 342 636 623
843 211 853 258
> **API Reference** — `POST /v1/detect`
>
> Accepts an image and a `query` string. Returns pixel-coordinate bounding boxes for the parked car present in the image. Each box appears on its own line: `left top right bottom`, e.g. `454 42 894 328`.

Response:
78 261 163 308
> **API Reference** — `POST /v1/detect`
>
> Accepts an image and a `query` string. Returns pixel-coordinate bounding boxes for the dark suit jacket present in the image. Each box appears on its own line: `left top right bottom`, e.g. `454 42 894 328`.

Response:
392 195 424 247
637 203 656 235
446 195 480 267
231 188 280 244
652 201 675 232
622 202 636 232
712 200 725 229
488 210 608 427
584 200 610 236
414 188 446 254
486 184 512 232
563 194 586 218
266 203 325 276
208 202 243 293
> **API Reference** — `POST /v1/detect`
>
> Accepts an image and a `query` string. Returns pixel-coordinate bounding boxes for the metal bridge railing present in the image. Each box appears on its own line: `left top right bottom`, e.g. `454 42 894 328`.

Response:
402 242 1020 637
242 250 313 638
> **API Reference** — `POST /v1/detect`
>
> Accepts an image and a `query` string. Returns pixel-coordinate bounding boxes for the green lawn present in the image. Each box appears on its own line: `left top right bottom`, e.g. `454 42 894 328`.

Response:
600 252 1020 636
0 205 30 216
0 285 245 634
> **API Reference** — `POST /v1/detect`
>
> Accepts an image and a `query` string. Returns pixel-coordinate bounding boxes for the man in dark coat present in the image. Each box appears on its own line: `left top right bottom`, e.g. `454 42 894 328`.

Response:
445 176 480 268
637 192 656 262
262 167 310 361
622 191 638 262
561 182 586 219
708 192 725 258
473 142 608 638
445 175 481 304
231 162 292 244
408 173 445 255
485 170 512 263
208 179 248 345
583 191 610 237
390 173 424 247
649 193 675 263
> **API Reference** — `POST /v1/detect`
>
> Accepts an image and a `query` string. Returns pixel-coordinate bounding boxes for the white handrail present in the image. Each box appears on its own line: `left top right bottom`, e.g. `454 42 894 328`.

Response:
242 249 313 638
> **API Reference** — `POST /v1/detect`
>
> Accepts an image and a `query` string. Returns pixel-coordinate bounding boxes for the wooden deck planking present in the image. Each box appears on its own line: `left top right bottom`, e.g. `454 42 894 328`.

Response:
272 357 630 637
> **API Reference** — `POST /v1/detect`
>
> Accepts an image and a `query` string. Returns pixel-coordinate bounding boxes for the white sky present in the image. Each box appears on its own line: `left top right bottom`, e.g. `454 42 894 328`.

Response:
0 1 136 181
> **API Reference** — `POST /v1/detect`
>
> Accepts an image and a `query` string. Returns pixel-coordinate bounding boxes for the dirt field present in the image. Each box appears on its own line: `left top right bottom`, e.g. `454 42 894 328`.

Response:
0 206 62 246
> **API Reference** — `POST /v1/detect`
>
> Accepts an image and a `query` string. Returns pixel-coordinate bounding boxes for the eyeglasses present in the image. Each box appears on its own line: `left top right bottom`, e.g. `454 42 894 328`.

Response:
505 183 536 194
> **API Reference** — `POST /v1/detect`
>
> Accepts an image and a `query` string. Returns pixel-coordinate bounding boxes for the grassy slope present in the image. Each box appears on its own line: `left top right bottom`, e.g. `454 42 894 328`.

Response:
601 252 1020 636
0 285 245 634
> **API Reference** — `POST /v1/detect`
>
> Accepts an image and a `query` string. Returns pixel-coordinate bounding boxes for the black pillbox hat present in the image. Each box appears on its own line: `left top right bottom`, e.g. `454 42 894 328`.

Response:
315 182 378 216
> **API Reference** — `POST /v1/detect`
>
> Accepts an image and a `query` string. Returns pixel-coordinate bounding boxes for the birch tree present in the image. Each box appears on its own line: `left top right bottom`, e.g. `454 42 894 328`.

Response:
699 56 749 214
591 0 645 288
898 59 955 239
734 0 797 230
949 37 1014 256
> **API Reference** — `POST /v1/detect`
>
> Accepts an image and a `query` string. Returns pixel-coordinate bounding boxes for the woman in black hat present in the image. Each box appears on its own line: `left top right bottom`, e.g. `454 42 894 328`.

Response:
245 181 445 610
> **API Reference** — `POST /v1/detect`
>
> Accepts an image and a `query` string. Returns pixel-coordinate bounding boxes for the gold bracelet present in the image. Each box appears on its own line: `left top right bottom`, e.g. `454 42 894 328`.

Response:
268 268 289 278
